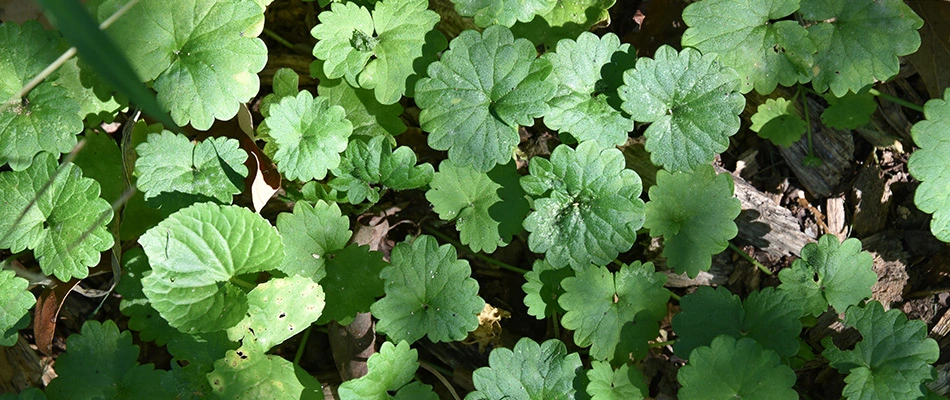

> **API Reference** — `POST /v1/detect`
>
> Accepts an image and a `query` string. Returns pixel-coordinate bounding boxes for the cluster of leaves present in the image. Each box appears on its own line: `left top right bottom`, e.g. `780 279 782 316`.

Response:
0 0 944 398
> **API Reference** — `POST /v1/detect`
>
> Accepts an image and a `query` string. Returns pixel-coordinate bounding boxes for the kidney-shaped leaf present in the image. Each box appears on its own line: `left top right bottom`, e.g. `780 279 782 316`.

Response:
467 337 582 400
0 152 113 281
416 25 555 172
338 341 431 400
619 45 744 173
908 88 950 242
207 349 323 400
229 275 325 353
139 203 284 334
678 336 797 400
778 234 876 316
0 271 34 346
451 0 556 28
263 90 353 181
521 142 645 270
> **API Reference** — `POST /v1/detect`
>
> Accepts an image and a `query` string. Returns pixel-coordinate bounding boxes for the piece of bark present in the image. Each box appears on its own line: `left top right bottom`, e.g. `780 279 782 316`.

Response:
0 335 45 393
850 163 894 237
328 314 376 382
825 196 847 240
861 231 911 309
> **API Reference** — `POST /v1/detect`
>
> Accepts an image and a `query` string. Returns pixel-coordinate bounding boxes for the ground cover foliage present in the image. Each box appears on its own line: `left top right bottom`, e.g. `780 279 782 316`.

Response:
1 0 949 398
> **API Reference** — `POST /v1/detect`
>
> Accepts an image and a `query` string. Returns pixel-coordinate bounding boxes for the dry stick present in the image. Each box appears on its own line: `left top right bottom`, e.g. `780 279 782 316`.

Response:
419 361 461 400
0 0 140 111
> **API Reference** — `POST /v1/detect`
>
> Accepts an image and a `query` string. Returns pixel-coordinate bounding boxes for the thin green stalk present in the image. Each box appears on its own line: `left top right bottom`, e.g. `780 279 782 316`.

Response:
800 84 817 162
229 276 256 290
669 292 681 302
419 361 460 400
649 340 674 348
728 242 771 275
868 88 924 113
263 28 297 52
422 225 529 274
293 325 312 365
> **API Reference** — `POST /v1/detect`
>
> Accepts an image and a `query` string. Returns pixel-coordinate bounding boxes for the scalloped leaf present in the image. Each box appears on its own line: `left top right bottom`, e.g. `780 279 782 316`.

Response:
44 321 173 400
371 235 484 344
799 0 923 97
0 270 34 346
94 0 267 129
139 203 284 334
317 244 386 325
643 165 741 278
908 88 950 242
116 248 180 346
263 90 353 181
260 67 299 118
678 336 797 400
416 25 556 172
311 0 440 104
312 60 406 138
207 349 324 399
330 135 433 204
522 259 573 319
559 262 669 361
426 160 528 253
0 152 113 281
134 131 248 205
822 301 939 400
275 200 350 280
671 286 803 360
681 0 815 94
521 142 645 269
228 275 325 353
541 32 636 148
750 97 806 147
619 45 744 172
467 337 582 400
778 234 876 316
511 0 616 50
338 341 436 400
821 90 877 129
586 361 648 400
451 0 556 28
0 21 81 171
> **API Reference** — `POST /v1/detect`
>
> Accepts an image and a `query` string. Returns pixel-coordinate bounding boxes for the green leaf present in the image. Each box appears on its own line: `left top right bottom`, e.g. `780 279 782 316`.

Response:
586 361 647 400
451 0 556 28
0 21 82 171
45 320 172 400
116 248 181 346
276 200 351 280
0 270 34 346
263 90 353 181
778 234 876 316
371 235 484 344
260 67 299 118
643 165 740 277
134 131 248 206
73 130 124 206
619 45 745 173
312 60 406 138
207 349 324 400
139 203 284 334
55 58 125 123
427 160 528 253
467 337 582 400
311 0 441 104
317 244 386 325
0 152 114 281
559 262 669 361
822 301 939 400
338 341 432 400
416 25 556 172
511 0 616 50
521 142 645 269
749 97 806 147
0 387 46 400
671 286 803 360
541 32 635 148
95 0 268 129
522 259 573 319
681 0 815 94
330 135 434 204
678 336 798 400
909 88 950 242
821 90 877 129
800 0 923 96
228 275 325 353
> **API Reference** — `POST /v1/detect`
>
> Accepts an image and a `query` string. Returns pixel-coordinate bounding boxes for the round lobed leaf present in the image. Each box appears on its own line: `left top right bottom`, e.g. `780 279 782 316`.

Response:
207 349 323 399
338 341 431 400
749 97 806 147
908 88 950 242
228 275 325 353
451 0 556 28
678 336 798 400
0 270 34 346
778 234 877 316
468 337 582 400
275 200 351 280
263 90 353 181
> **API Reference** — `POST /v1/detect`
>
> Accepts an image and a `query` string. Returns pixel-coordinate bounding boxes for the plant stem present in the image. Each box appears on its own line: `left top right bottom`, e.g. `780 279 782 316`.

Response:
728 242 771 275
293 325 312 365
649 340 674 348
229 276 257 290
868 88 924 113
419 361 461 400
263 28 297 52
422 225 529 274
669 292 681 302
800 84 817 161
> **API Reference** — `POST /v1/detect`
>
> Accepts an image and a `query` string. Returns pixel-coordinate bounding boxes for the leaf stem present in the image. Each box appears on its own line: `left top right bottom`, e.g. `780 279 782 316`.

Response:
229 276 257 290
263 28 297 52
422 225 529 274
419 361 460 400
868 88 924 113
668 292 681 302
728 242 771 275
799 84 820 165
294 325 312 365
649 340 674 348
